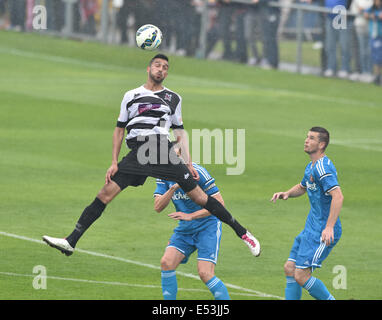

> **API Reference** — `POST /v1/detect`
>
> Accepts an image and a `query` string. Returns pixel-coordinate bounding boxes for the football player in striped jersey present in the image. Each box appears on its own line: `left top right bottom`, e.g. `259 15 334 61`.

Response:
43 54 260 259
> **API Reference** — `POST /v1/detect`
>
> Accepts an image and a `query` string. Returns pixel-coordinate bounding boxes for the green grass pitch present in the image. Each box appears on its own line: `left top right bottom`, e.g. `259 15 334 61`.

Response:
0 31 381 300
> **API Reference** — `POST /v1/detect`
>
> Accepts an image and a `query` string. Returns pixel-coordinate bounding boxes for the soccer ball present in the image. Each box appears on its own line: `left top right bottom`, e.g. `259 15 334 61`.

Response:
136 24 162 51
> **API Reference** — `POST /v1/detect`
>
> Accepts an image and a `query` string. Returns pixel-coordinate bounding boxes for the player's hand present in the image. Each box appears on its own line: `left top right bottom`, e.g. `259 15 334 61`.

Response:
270 192 289 203
188 164 200 181
168 212 191 221
171 183 180 191
105 163 118 184
321 227 334 246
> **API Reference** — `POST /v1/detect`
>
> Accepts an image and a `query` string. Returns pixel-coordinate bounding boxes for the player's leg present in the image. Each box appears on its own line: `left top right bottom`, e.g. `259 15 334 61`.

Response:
196 222 230 300
160 246 185 300
198 261 230 300
294 235 336 300
64 181 122 248
43 181 121 255
284 260 302 300
184 184 245 237
284 233 303 300
295 267 335 300
184 185 260 256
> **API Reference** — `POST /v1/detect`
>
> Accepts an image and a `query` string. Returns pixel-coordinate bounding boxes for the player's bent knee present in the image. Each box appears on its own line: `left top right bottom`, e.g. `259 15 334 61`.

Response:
294 268 311 286
284 260 295 277
97 182 121 204
160 256 176 271
198 269 214 283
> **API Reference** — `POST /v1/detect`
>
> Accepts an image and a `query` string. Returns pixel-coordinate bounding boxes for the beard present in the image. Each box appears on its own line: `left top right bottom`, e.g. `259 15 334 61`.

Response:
304 146 319 155
149 71 164 84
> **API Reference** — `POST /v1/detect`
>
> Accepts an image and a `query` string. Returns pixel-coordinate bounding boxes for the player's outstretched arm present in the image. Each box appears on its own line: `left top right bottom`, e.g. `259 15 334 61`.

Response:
173 128 199 180
105 127 125 184
271 184 306 203
321 187 344 245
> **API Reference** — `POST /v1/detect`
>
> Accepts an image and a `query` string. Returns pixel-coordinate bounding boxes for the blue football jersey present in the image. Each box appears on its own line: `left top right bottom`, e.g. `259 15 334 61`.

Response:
300 156 342 237
154 163 220 234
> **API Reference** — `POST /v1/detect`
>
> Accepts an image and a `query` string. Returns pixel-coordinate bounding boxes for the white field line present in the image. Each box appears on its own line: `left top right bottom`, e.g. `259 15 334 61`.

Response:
0 271 262 297
0 231 283 300
0 46 378 108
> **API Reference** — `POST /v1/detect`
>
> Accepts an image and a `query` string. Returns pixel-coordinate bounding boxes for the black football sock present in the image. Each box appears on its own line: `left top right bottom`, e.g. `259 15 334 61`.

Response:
204 195 247 238
66 197 106 248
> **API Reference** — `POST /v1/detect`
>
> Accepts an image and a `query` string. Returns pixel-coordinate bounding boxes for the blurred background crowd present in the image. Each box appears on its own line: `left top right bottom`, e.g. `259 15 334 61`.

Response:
0 0 381 85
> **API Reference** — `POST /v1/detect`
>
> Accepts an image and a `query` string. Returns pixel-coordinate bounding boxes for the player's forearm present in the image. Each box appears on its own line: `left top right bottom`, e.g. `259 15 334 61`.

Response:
173 129 191 164
187 209 211 220
286 184 306 198
185 193 224 220
154 185 178 212
326 189 344 228
112 127 125 163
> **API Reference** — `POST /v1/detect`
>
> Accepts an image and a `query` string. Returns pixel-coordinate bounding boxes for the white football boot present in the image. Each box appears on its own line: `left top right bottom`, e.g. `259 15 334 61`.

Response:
42 235 74 256
241 231 261 257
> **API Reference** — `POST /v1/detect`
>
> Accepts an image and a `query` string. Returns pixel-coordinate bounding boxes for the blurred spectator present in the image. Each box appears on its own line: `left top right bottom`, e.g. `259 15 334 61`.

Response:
278 0 294 38
247 0 263 65
206 0 249 63
9 0 26 31
351 0 374 81
80 0 98 35
310 0 328 74
364 0 382 84
260 0 280 69
134 0 156 38
169 0 199 56
205 0 222 58
185 0 202 57
217 0 236 61
46 0 65 32
116 0 134 44
152 0 173 49
233 1 249 63
0 0 8 29
323 0 351 78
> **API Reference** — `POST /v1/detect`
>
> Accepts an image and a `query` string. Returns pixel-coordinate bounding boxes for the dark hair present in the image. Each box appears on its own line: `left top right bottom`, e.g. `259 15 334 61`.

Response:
149 54 169 66
310 126 330 150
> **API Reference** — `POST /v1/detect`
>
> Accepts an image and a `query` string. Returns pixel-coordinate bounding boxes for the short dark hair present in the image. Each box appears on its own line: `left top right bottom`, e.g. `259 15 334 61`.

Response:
310 126 330 150
149 54 169 66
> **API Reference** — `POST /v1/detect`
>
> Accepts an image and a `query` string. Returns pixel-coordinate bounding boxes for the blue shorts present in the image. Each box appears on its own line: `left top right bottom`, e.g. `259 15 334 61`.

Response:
288 230 340 271
167 220 222 265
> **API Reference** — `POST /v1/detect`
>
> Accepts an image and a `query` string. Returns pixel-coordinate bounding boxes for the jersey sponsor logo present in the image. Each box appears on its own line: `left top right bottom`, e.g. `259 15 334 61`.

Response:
138 103 161 114
172 192 190 201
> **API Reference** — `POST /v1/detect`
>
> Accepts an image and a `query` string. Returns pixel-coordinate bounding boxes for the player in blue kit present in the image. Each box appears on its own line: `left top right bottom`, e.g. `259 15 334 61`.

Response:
154 163 230 300
271 127 344 300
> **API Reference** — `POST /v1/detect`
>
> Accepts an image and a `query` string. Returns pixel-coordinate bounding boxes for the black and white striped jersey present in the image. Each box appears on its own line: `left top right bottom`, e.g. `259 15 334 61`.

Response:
116 85 183 144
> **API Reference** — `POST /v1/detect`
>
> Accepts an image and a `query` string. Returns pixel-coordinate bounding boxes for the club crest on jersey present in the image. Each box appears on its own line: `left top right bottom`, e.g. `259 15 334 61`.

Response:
306 181 317 191
164 93 172 101
310 174 314 182
138 103 161 114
